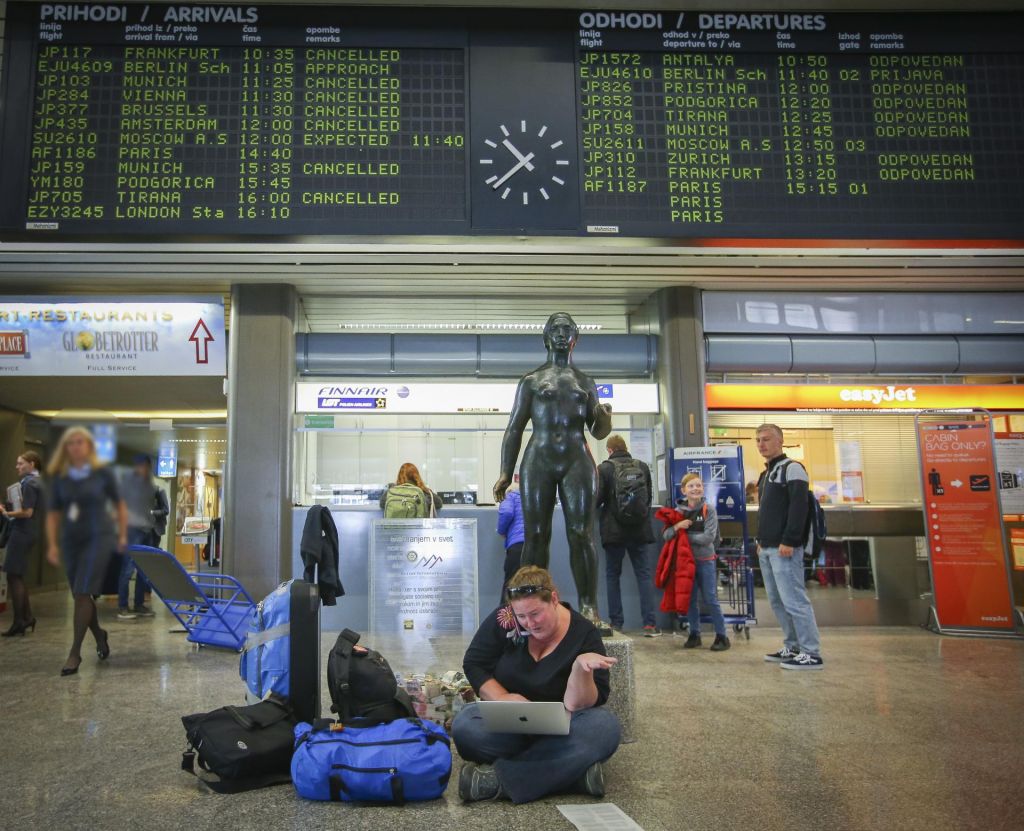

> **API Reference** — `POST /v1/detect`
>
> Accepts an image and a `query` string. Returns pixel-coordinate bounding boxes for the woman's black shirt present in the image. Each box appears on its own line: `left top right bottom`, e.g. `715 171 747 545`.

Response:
463 602 610 706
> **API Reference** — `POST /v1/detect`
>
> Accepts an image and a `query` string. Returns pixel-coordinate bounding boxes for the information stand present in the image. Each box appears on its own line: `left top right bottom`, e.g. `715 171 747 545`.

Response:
668 445 757 633
174 515 213 634
369 517 478 672
915 410 1022 638
179 515 212 572
668 445 748 529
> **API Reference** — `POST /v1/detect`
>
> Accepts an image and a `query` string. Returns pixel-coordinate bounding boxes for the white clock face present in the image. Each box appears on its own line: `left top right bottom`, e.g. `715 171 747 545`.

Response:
478 120 571 205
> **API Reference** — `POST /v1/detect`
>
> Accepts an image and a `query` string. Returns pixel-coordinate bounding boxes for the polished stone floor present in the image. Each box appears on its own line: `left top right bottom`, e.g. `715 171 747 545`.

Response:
1 591 1022 831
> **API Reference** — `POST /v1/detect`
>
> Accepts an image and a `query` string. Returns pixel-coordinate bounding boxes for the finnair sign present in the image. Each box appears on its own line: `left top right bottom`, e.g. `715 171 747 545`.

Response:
296 381 659 415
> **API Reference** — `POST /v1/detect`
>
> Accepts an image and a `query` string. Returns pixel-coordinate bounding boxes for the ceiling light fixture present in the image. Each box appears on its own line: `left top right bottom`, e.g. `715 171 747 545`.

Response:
337 322 602 331
31 410 228 420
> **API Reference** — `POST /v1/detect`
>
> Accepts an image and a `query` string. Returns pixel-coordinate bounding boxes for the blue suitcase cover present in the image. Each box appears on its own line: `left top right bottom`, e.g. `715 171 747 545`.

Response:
240 579 295 699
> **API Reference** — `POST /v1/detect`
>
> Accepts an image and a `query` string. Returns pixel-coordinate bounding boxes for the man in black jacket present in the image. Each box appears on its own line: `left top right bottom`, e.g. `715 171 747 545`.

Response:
596 435 659 636
755 424 823 670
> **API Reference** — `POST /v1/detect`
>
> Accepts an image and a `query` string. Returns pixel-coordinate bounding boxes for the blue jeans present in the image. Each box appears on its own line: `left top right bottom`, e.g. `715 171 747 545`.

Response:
603 541 656 628
759 545 821 657
118 527 153 609
688 558 726 637
452 703 621 804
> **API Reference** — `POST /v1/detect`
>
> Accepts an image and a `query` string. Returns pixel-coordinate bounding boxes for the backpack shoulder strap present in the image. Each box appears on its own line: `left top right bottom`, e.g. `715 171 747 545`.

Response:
331 629 361 719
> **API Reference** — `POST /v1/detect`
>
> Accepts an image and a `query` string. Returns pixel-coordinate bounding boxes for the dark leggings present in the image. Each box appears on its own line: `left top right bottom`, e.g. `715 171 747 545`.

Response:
5 573 33 624
67 593 104 665
502 542 524 599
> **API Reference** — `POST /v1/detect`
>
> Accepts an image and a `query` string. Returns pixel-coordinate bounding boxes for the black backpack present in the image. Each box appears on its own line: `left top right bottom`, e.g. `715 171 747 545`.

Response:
610 457 649 525
775 460 827 561
326 629 416 724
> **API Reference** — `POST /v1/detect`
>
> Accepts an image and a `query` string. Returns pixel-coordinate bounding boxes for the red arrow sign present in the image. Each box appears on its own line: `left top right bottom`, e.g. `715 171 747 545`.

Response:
189 319 214 364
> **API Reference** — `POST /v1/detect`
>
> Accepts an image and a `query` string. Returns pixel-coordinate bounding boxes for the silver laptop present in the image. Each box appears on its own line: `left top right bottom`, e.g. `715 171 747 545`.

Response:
476 701 571 735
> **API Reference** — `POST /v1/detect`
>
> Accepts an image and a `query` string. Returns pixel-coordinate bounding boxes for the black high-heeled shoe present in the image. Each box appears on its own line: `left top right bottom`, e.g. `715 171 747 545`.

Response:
96 629 110 660
1 621 28 637
60 657 82 677
23 618 36 633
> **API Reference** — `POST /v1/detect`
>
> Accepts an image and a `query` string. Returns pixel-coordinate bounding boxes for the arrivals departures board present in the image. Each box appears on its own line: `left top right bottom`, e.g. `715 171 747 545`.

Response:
0 4 1022 241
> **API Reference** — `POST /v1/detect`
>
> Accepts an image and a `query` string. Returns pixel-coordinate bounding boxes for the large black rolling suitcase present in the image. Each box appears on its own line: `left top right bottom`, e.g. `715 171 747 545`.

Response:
240 579 321 724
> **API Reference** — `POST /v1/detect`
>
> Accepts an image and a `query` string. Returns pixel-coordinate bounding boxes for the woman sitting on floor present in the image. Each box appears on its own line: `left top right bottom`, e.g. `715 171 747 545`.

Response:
452 565 620 803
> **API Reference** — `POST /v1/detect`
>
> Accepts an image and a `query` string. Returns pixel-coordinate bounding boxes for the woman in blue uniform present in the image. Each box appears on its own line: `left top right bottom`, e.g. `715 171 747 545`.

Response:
1 451 45 636
46 427 127 676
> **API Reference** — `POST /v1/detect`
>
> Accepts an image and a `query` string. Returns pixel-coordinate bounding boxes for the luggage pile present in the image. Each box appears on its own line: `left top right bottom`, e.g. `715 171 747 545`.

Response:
180 579 453 803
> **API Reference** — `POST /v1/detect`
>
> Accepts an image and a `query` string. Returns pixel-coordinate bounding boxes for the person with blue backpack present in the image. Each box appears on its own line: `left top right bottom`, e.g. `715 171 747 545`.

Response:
755 424 824 671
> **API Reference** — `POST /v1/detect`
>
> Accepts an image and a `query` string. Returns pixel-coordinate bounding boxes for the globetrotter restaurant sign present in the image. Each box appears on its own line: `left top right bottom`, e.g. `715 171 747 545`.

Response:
706 384 1024 412
0 296 225 375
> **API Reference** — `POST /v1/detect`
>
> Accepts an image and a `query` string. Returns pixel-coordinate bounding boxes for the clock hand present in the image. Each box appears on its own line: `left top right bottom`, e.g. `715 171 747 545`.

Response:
491 152 536 189
502 139 535 172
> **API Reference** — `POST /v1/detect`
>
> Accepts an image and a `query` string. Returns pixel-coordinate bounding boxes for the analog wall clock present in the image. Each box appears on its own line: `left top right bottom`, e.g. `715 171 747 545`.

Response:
478 120 571 205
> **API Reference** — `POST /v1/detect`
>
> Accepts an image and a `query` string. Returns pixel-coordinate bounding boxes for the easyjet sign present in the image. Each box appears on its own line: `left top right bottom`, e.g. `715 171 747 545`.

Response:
705 384 1024 412
839 385 916 404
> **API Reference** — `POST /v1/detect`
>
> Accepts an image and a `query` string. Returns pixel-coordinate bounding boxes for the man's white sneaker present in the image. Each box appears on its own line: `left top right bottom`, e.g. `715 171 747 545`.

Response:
780 652 824 670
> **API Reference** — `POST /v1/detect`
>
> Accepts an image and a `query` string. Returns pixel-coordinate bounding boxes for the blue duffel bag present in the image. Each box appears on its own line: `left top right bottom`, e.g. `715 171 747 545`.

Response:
291 717 452 803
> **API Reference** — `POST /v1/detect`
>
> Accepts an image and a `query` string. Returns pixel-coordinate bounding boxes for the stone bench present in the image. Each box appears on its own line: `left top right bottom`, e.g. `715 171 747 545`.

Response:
602 633 636 743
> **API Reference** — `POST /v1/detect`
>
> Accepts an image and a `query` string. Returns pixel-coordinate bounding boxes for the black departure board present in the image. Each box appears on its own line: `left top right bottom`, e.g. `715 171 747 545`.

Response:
0 4 1022 241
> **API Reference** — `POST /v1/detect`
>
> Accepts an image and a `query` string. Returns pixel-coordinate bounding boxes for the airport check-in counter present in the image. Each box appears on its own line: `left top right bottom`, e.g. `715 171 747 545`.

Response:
292 502 932 631
735 504 930 625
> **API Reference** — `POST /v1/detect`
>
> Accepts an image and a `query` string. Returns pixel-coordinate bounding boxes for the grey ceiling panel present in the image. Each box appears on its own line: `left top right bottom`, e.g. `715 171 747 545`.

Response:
705 336 792 372
791 337 876 373
574 334 657 377
479 335 545 376
393 334 479 375
955 336 1024 373
297 333 393 374
874 337 959 373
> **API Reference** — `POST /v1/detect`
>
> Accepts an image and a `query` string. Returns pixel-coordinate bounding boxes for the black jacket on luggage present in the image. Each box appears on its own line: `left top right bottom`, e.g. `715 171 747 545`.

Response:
299 505 344 605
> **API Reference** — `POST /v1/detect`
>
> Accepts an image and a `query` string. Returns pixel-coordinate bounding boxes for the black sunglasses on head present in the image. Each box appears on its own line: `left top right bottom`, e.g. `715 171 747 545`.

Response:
506 584 546 597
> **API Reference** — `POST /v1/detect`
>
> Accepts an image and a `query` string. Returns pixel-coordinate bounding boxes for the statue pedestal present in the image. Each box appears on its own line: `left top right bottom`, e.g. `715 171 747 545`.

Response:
602 634 636 744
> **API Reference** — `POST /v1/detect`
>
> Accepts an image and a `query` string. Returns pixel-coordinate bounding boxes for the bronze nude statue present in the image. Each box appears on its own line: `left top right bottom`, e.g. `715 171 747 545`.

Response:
493 312 613 627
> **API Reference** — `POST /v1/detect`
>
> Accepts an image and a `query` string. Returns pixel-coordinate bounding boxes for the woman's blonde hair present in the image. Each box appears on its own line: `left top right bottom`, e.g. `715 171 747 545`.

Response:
680 472 702 489
396 462 427 490
506 565 557 604
47 426 100 477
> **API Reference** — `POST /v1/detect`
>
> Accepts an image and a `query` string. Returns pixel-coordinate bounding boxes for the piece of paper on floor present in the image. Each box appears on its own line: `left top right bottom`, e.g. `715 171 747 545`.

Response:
557 803 644 831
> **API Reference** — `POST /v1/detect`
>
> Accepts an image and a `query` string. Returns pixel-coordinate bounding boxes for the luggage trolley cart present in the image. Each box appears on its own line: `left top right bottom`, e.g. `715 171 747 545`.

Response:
714 546 757 639
128 545 256 651
669 444 757 638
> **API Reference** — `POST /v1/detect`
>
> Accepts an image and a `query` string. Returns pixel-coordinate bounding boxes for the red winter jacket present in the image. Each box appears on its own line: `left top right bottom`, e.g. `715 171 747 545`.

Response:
654 507 696 614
